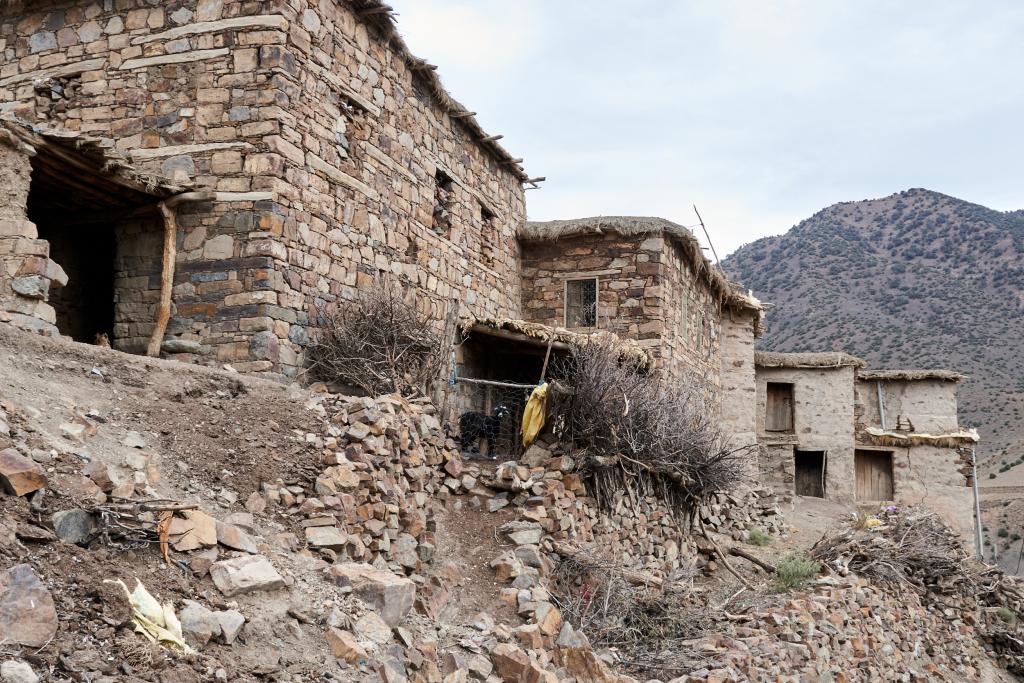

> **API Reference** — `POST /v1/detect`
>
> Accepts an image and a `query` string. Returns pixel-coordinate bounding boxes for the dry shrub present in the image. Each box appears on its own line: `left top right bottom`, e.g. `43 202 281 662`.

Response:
307 284 446 397
551 549 708 675
552 337 749 520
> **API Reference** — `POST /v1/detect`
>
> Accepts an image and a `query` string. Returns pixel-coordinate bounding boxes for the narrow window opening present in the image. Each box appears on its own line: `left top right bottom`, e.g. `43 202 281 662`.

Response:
681 291 689 341
481 204 497 267
432 169 454 234
765 382 795 432
565 278 598 328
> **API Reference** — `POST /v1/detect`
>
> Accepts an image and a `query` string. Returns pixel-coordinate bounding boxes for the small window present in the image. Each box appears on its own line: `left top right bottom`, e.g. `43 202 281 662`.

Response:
432 169 454 233
481 204 497 267
565 278 597 328
765 382 794 432
695 310 703 349
681 292 689 340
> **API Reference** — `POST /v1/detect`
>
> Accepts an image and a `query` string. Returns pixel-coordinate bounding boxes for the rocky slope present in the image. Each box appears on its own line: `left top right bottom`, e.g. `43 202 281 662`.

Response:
723 188 1024 467
1 325 1022 682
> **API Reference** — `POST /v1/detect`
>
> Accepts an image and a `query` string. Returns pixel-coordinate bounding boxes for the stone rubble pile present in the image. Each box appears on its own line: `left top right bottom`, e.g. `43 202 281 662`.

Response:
250 392 466 574
672 577 986 682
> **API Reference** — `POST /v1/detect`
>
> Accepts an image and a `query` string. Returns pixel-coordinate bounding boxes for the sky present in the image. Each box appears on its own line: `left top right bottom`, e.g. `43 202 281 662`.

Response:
387 1 1024 256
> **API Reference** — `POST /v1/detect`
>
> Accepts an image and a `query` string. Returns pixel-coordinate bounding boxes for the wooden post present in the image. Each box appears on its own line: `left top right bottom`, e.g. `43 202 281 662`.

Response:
147 201 176 357
539 331 556 383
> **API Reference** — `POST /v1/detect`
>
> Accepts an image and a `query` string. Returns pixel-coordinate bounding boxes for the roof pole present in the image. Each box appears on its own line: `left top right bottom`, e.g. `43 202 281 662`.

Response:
876 380 887 430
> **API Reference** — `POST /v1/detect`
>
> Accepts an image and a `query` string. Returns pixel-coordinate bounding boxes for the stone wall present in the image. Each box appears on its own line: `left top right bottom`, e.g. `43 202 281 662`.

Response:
0 140 63 335
519 231 722 382
0 0 526 374
755 365 857 502
659 234 722 385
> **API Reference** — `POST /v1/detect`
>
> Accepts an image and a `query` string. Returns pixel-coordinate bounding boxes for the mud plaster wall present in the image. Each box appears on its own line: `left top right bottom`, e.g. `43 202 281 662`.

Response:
755 365 857 503
519 232 722 383
855 379 961 433
0 0 526 375
719 309 758 472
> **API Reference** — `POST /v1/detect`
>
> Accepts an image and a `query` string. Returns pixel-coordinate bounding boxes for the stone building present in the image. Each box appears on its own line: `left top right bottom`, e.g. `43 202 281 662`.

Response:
0 0 530 374
0 2 766 459
754 351 978 537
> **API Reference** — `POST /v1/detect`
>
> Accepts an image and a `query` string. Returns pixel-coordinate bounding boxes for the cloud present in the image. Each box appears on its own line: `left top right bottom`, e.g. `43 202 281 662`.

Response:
386 1 1024 256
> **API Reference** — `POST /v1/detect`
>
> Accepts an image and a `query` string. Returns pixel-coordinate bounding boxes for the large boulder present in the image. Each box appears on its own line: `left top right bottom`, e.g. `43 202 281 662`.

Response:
0 565 58 647
210 555 285 597
327 563 415 627
0 449 45 497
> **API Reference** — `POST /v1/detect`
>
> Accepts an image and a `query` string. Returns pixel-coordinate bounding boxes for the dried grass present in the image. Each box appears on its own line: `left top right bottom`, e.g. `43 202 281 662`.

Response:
550 547 708 676
307 283 447 397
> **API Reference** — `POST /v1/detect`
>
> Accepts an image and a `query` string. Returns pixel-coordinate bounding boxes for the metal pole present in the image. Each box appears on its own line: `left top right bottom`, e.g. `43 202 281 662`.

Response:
971 447 983 560
876 380 887 430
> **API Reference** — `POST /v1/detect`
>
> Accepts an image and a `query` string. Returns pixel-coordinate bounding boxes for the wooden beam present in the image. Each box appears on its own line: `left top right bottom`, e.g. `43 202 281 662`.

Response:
147 201 177 357
479 134 504 143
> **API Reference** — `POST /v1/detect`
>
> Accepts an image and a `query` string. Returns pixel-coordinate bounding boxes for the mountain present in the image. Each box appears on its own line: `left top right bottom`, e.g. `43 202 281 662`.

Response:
722 188 1024 467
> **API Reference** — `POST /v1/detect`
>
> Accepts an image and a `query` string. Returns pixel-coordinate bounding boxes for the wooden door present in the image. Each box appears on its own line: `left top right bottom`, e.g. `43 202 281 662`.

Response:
855 450 894 501
765 383 794 432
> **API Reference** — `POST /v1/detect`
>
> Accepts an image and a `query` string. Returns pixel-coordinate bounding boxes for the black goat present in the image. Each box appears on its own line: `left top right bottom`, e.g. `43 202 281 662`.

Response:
459 404 511 457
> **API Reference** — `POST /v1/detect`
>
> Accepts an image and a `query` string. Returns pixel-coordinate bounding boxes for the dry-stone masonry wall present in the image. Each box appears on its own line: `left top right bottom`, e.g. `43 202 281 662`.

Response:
0 0 526 374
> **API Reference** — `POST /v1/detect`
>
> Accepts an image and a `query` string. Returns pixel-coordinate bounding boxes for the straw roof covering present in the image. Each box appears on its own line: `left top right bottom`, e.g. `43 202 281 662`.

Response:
858 369 966 383
755 351 866 370
459 316 653 371
0 116 186 213
863 426 979 447
350 1 531 184
519 216 763 319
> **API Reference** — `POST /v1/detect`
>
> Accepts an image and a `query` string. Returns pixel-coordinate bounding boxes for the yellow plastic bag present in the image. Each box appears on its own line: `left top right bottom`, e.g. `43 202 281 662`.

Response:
521 383 549 447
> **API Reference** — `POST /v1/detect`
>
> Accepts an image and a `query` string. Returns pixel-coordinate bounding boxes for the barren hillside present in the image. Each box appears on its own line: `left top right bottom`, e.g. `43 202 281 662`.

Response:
723 188 1024 472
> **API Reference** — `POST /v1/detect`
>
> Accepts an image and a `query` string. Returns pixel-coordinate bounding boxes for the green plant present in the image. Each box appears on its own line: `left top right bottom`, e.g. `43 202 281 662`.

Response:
990 473 997 479
998 528 1009 538
997 607 1016 625
747 529 772 547
773 553 821 592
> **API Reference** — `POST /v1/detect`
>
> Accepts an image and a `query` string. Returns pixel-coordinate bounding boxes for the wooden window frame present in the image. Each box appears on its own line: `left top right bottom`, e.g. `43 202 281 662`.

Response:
564 277 599 329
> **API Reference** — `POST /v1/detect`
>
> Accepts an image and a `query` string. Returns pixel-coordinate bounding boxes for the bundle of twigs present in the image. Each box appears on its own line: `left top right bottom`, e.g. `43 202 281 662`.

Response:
810 508 973 596
552 338 749 522
93 498 196 552
307 282 447 397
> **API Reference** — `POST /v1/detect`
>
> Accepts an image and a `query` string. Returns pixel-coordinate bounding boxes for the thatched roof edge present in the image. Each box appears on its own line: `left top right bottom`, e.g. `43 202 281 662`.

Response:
755 351 866 369
459 316 653 370
0 115 188 198
350 1 531 183
858 369 966 383
519 216 763 318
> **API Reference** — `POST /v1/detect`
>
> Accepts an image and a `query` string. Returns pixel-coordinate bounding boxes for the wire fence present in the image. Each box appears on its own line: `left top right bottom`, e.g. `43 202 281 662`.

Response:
451 377 536 461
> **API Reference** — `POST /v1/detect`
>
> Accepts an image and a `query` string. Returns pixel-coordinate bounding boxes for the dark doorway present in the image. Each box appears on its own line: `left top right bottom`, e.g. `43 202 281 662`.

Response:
36 221 116 343
855 450 894 501
794 450 826 497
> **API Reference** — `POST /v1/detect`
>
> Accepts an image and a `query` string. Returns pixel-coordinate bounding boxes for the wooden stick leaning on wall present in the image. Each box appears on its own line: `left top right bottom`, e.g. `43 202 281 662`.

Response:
146 191 216 357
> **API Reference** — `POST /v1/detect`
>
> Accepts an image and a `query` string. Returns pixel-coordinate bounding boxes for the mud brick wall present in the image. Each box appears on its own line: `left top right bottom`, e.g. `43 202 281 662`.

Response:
856 378 961 434
720 308 759 471
0 0 526 375
755 365 857 502
519 231 723 383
